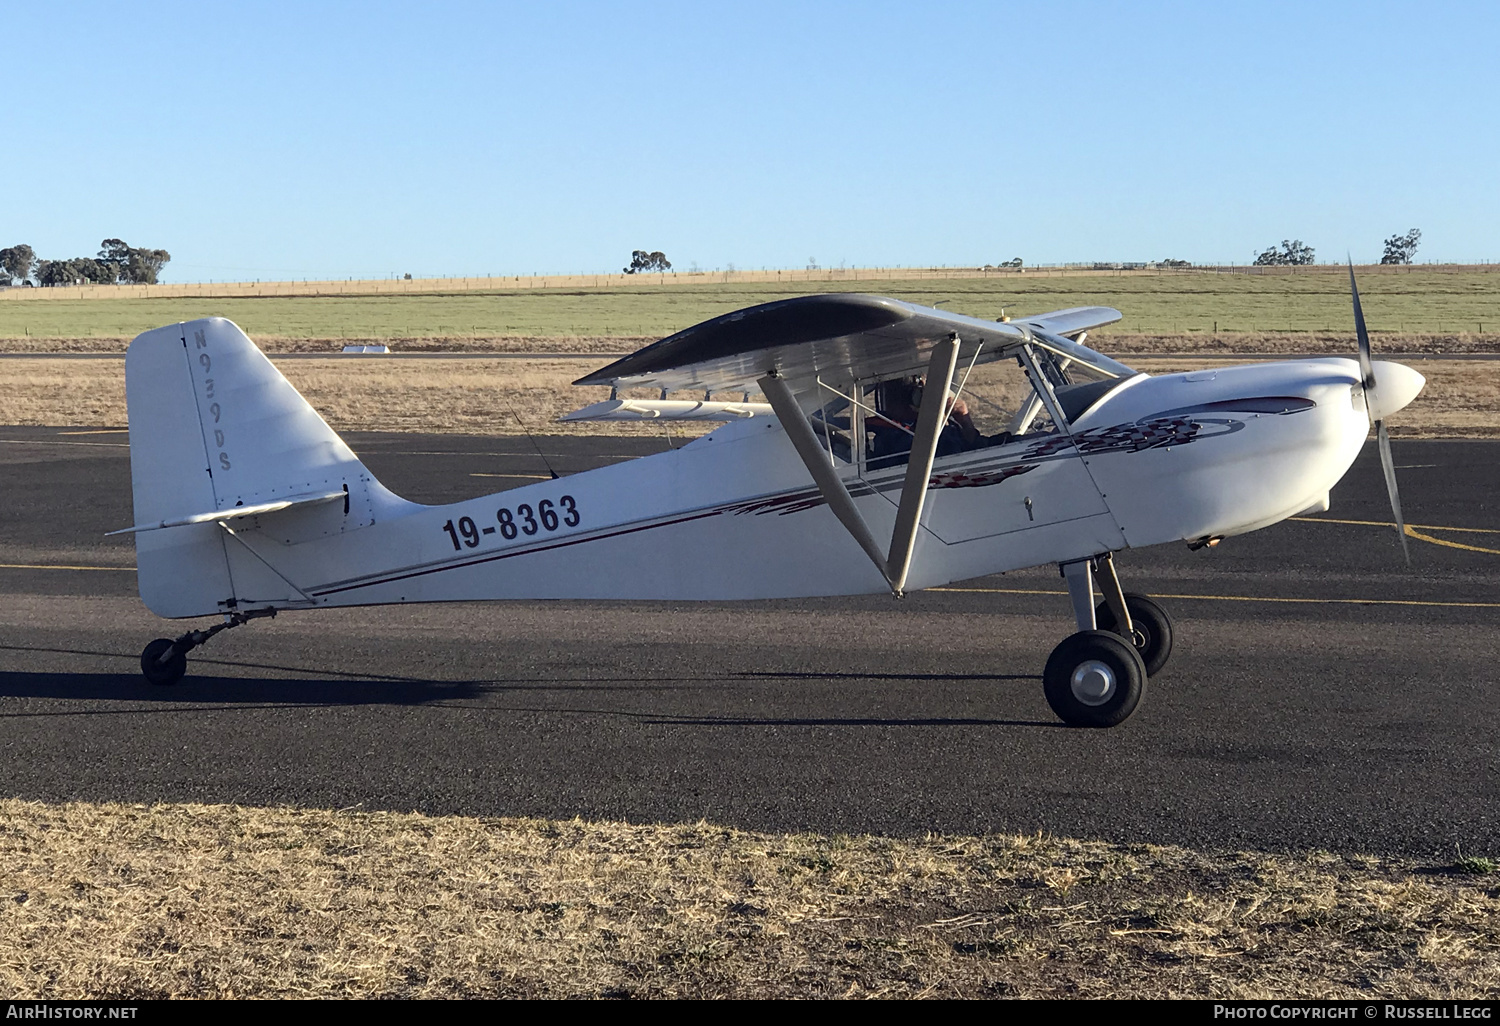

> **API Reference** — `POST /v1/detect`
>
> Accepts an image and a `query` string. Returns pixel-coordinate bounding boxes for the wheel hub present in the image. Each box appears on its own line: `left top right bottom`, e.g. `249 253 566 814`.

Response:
1071 659 1116 706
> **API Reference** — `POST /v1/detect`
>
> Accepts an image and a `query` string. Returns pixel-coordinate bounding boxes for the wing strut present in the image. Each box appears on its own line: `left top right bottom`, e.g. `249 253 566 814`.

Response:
885 334 960 594
758 333 961 597
759 373 892 586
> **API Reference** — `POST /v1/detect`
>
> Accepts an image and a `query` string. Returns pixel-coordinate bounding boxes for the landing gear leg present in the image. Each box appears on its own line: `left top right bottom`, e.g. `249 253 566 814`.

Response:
139 608 276 685
1042 558 1147 727
1060 558 1098 632
1092 552 1174 677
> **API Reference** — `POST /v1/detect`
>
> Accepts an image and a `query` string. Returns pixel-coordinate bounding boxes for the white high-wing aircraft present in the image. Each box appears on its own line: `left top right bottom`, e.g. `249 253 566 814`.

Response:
116 271 1423 727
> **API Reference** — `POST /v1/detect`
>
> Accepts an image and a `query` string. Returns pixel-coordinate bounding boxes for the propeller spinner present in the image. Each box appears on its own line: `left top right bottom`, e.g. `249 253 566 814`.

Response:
1348 262 1424 564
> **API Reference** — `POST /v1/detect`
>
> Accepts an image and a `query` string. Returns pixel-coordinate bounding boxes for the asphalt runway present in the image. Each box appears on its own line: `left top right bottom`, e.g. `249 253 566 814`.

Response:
1 425 1496 858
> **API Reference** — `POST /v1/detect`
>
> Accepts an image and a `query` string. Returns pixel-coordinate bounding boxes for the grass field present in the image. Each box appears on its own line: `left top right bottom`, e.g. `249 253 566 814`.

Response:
2 267 1499 341
2 800 1495 999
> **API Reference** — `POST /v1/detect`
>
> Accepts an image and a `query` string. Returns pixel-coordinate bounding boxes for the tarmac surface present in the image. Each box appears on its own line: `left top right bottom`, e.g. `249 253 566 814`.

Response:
1 426 1496 858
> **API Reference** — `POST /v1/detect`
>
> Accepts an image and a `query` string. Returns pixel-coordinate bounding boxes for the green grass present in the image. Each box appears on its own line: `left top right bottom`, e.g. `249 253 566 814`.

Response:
3 267 1499 339
1455 847 1498 875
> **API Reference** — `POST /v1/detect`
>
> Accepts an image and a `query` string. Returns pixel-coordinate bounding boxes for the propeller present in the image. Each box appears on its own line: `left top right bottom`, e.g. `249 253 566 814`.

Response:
1348 261 1411 564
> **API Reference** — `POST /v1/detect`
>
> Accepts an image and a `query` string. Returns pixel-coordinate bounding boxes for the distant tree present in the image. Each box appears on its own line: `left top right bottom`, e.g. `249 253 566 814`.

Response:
98 238 131 273
0 243 35 284
98 238 170 283
124 246 170 284
1380 229 1421 265
1159 258 1191 268
35 257 115 286
1253 239 1315 266
1004 257 1023 268
623 250 671 274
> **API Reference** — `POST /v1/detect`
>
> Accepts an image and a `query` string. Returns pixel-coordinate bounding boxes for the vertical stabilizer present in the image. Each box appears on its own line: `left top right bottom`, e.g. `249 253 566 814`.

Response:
125 318 416 618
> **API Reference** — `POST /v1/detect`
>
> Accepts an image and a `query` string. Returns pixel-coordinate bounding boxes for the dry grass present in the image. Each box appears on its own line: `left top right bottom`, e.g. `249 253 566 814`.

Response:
0 357 697 439
1 799 1496 999
275 358 693 438
1 348 1494 438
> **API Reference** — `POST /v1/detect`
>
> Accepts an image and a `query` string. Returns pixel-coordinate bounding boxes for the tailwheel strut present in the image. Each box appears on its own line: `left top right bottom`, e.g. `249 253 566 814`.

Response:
139 607 277 685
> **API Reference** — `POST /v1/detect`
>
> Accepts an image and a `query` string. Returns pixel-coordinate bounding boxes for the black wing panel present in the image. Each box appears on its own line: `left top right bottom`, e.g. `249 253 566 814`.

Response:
574 294 1123 395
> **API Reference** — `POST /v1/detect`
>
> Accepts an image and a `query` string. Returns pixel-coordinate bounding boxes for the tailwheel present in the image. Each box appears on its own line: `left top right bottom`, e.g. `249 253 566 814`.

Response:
135 607 276 686
1095 592 1174 677
1043 630 1146 728
140 638 187 686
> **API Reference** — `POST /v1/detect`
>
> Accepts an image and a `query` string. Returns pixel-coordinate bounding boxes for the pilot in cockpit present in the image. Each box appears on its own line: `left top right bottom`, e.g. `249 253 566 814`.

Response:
867 377 1010 468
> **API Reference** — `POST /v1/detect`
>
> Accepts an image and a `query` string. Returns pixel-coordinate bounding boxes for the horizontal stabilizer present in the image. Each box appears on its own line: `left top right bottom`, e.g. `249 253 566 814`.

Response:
560 399 773 422
107 489 347 536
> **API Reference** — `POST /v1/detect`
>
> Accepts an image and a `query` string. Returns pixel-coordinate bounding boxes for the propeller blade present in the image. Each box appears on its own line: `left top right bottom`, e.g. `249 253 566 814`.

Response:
1376 420 1411 565
1348 260 1375 397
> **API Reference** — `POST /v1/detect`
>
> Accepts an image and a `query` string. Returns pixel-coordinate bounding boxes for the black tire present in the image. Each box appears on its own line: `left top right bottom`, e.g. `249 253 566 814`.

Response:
140 638 186 686
1043 630 1146 728
1095 592 1174 677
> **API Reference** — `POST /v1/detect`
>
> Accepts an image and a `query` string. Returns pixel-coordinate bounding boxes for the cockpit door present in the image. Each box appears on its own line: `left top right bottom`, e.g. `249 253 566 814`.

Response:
912 343 1125 554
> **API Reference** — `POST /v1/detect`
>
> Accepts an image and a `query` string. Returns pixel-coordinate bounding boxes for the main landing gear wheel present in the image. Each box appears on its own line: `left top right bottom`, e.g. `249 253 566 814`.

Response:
1094 592 1174 677
140 638 187 686
1043 630 1146 728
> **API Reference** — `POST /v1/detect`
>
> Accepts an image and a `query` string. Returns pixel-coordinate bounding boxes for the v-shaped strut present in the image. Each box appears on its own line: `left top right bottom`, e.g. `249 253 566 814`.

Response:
759 334 960 596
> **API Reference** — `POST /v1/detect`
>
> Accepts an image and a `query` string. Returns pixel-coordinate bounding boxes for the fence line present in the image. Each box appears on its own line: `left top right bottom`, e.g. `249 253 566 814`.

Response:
4 262 1498 303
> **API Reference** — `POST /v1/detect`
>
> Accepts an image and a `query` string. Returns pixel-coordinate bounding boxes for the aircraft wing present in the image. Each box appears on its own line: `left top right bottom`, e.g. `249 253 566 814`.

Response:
1012 306 1124 339
560 399 773 422
574 294 1123 395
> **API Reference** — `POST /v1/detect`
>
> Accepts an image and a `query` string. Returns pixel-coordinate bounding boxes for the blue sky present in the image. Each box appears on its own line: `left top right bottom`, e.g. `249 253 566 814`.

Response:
4 1 1496 281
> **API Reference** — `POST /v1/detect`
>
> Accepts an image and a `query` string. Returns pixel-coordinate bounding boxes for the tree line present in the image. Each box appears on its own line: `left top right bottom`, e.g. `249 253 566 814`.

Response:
0 239 171 286
1251 230 1422 267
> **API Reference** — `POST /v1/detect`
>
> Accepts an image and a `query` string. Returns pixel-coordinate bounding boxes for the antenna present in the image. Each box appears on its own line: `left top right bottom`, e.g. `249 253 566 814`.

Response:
504 400 560 479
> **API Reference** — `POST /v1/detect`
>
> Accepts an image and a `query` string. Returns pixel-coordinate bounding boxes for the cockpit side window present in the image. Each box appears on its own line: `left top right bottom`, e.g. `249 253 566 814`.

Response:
859 355 1061 473
813 338 1130 475
808 392 854 465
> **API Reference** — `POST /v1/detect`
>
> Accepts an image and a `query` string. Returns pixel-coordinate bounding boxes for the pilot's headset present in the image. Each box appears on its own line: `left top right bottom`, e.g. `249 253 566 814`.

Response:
876 378 924 416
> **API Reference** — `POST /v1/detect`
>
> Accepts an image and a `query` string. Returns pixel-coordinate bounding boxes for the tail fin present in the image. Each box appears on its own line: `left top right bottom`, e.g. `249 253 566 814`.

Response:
125 317 415 618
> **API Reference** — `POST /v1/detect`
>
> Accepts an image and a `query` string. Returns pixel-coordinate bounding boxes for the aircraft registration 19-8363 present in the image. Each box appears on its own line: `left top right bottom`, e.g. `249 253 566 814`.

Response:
115 273 1424 727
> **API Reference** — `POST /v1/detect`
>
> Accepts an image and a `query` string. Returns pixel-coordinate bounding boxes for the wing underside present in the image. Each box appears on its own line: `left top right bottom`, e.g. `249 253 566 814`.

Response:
574 294 1125 396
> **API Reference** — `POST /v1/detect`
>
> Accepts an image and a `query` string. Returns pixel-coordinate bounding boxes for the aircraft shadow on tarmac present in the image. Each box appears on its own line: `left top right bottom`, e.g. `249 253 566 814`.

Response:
0 670 481 709
0 643 528 706
640 713 1064 729
733 670 1039 683
0 645 1059 726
